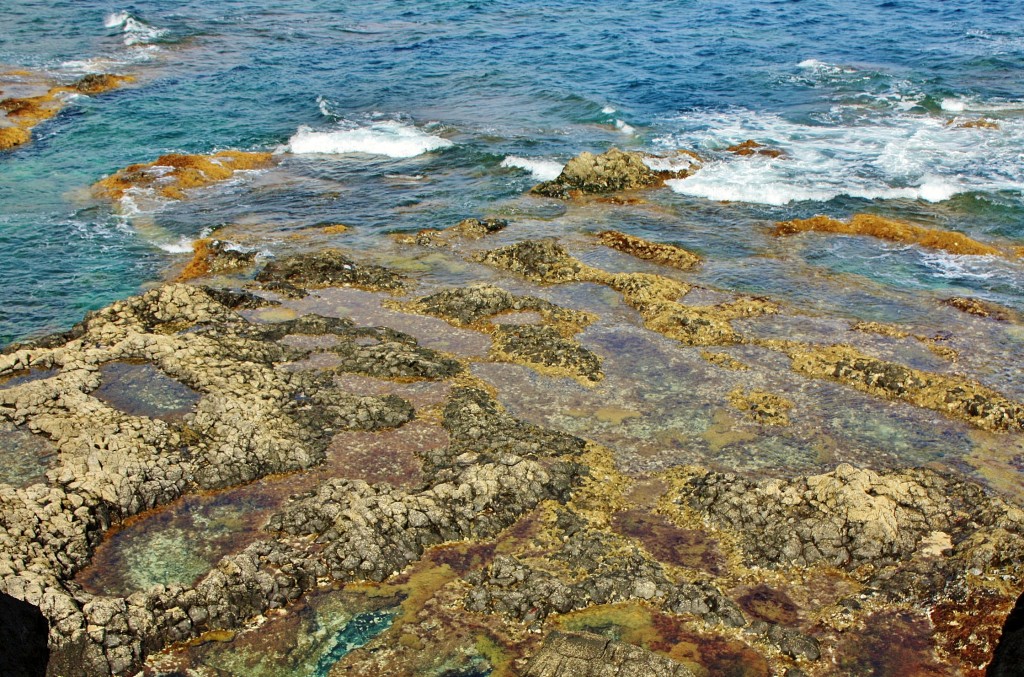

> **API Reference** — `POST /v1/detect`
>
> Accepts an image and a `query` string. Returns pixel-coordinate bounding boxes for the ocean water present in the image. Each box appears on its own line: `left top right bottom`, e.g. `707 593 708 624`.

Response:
1 0 1023 344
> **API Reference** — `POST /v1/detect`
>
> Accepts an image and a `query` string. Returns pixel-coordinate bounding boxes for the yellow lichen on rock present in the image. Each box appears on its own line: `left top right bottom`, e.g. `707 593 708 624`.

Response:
95 150 276 200
700 351 749 371
774 214 1003 256
597 230 701 270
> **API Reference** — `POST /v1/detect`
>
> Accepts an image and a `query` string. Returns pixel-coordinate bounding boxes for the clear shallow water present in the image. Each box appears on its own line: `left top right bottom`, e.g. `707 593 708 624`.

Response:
1 0 1023 342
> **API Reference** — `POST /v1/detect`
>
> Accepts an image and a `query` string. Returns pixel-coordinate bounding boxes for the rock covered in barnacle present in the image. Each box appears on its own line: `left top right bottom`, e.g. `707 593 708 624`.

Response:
727 388 793 426
255 248 405 292
943 296 1014 321
473 239 586 284
531 148 666 198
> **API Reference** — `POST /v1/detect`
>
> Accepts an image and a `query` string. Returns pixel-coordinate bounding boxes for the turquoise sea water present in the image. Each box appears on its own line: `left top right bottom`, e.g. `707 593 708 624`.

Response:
1 0 1023 343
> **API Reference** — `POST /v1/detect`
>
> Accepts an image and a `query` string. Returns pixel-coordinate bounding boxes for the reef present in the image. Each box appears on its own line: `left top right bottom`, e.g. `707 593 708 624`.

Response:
773 214 1005 257
596 230 701 270
523 630 697 676
475 239 776 346
530 148 690 199
760 340 1024 432
392 217 508 248
93 150 276 201
0 73 133 152
943 296 1014 322
390 283 602 383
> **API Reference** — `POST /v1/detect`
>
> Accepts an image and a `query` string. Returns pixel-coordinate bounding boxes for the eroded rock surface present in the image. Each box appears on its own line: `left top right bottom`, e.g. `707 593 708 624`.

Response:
524 630 697 677
255 248 406 293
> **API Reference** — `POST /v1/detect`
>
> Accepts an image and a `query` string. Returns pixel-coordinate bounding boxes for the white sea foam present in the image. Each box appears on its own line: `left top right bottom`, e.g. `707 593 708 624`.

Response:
656 107 1024 205
642 154 699 173
500 156 564 181
601 105 617 114
288 121 453 158
156 237 195 254
615 119 636 135
941 98 967 113
105 11 167 46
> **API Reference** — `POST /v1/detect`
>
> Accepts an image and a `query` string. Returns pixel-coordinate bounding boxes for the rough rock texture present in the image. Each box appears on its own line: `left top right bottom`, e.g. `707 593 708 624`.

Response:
434 386 587 470
523 630 697 677
491 324 603 384
394 283 593 331
267 454 583 582
0 125 31 151
255 248 405 292
0 590 49 676
763 341 1024 432
0 284 432 675
476 239 776 347
774 214 1005 257
393 217 507 247
597 230 701 270
675 463 1024 574
93 151 275 201
531 149 674 198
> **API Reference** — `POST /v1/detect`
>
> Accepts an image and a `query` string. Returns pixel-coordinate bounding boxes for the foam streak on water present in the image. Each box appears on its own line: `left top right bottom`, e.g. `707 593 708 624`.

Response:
288 121 453 158
657 107 1024 205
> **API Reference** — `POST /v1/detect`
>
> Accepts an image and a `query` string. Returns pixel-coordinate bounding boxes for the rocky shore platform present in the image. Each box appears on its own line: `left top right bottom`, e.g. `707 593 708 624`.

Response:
2 149 1024 676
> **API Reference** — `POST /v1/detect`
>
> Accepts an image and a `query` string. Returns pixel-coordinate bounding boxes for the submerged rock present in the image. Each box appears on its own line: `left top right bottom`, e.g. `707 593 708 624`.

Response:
727 388 793 426
94 150 275 201
943 296 1014 322
524 630 697 677
393 217 508 248
774 214 1005 257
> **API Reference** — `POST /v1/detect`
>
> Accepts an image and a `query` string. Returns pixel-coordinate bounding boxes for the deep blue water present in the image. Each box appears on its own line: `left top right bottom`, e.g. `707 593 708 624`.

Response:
1 0 1023 343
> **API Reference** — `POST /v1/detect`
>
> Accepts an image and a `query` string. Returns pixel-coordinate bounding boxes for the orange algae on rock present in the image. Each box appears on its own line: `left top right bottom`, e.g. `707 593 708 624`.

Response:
597 230 701 270
726 139 785 158
95 150 276 200
0 126 30 150
176 238 256 282
774 214 1003 256
0 73 133 152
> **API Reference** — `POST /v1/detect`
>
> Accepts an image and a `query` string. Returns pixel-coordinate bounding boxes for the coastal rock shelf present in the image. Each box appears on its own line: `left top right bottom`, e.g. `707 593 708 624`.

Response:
0 225 1022 675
